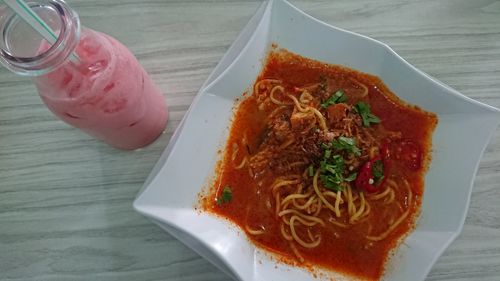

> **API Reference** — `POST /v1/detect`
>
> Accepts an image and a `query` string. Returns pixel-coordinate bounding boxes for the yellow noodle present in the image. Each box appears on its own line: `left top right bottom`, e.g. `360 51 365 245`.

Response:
349 78 369 98
297 183 307 193
279 209 325 226
290 216 321 248
350 192 366 223
283 214 317 227
281 223 294 241
368 186 392 200
287 93 328 131
323 191 344 203
289 242 305 263
274 192 281 217
367 181 413 241
267 105 288 119
383 189 395 205
329 218 349 228
287 94 308 112
246 225 265 235
362 200 371 219
248 166 254 178
292 195 317 211
312 199 322 216
281 192 312 207
334 190 343 218
234 156 247 169
270 85 294 105
347 186 356 217
312 170 339 216
254 79 281 96
231 143 239 162
307 229 318 242
296 83 321 92
271 177 301 194
396 202 403 212
308 107 328 132
299 90 314 104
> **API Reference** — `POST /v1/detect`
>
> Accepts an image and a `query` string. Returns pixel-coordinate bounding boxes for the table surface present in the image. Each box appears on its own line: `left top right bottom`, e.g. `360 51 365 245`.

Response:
1 0 500 280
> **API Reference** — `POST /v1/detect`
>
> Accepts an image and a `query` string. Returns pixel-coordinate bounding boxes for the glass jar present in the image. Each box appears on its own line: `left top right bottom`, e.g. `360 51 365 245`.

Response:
0 0 168 149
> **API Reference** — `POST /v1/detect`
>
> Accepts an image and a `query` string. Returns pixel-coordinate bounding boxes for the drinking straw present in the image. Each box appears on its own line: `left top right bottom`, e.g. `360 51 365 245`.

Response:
2 0 80 62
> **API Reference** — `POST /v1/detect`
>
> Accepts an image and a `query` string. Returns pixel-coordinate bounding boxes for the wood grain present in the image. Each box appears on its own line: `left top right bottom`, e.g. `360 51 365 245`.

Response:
1 0 499 280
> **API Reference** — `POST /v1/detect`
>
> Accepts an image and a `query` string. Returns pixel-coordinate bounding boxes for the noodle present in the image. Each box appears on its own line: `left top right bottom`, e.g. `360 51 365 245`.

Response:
254 79 281 96
281 192 311 205
349 78 369 98
312 170 339 216
290 216 321 248
246 225 265 235
299 90 314 104
279 209 325 226
281 223 294 241
270 85 294 105
289 242 305 263
286 94 328 132
329 218 348 228
367 180 413 241
234 157 247 169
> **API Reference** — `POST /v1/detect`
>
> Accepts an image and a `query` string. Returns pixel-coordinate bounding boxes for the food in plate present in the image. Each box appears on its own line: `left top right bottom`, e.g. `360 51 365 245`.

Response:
203 48 438 280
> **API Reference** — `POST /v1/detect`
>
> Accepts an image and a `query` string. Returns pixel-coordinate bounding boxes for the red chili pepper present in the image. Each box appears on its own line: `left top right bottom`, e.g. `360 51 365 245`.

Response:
355 157 378 193
355 142 391 193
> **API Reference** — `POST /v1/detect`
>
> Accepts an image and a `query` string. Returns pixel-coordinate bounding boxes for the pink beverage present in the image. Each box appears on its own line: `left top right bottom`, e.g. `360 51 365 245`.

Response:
35 29 168 149
0 0 167 150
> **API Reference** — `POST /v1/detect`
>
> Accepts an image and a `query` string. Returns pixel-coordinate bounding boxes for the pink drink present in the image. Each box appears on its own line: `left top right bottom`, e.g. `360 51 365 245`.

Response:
35 29 168 149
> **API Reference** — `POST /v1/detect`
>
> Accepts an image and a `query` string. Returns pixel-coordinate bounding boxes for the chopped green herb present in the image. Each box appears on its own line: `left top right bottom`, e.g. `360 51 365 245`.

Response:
319 150 347 191
332 136 361 156
344 172 358 182
216 186 232 205
308 165 314 177
324 149 331 159
321 90 347 108
354 102 380 127
318 137 362 191
372 160 384 184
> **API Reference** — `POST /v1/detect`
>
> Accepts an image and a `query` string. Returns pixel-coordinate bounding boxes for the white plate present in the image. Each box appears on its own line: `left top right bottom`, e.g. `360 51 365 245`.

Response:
133 1 500 280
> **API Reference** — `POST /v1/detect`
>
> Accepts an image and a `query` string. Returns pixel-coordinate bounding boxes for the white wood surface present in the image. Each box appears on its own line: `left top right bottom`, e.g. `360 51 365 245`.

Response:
1 0 499 280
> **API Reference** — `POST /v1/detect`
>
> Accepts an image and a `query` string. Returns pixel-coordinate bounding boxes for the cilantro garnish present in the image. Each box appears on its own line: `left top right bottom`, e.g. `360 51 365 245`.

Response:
332 136 361 156
354 102 380 127
344 172 358 182
216 186 232 205
317 136 362 190
321 90 347 108
319 150 346 191
372 160 385 184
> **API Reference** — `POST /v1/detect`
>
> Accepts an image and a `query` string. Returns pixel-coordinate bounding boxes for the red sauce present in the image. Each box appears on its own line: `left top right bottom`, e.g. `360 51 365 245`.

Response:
204 49 437 280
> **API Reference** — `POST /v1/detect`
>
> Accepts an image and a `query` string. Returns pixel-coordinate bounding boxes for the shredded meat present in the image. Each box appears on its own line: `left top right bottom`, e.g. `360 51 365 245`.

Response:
249 109 322 176
327 103 349 124
290 107 316 131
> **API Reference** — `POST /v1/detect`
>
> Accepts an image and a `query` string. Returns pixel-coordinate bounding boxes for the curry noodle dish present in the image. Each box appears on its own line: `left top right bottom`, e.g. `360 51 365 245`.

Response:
203 48 438 280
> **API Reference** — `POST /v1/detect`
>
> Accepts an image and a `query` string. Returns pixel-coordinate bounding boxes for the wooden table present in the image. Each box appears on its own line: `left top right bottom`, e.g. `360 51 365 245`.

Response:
1 0 499 280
